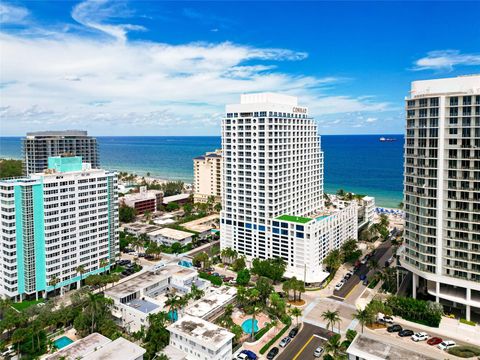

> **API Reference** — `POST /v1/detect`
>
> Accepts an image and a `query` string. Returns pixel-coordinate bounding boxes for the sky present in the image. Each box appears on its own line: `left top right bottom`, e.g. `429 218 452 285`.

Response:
1 1 480 136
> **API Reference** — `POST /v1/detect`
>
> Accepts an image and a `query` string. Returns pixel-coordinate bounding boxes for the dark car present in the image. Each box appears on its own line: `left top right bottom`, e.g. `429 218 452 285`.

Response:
344 273 352 280
359 274 367 281
289 327 299 338
398 329 414 337
266 347 279 359
238 349 257 360
362 279 369 286
387 324 402 333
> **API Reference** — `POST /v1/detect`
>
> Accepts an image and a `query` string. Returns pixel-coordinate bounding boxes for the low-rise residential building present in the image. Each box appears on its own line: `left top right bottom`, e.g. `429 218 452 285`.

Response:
46 333 145 360
121 186 163 214
0 156 118 301
148 227 195 246
346 333 437 360
165 315 234 360
184 286 236 321
105 263 209 332
182 214 220 239
122 222 162 237
193 149 222 204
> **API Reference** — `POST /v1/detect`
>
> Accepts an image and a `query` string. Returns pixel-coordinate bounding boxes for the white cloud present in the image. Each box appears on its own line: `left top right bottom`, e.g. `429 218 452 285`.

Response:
365 117 377 123
0 3 29 24
72 0 145 42
413 50 480 71
0 0 392 135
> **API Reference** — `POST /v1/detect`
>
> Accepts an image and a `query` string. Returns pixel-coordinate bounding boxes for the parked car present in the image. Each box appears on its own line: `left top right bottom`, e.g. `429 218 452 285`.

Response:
360 257 368 265
427 337 443 346
279 336 291 347
289 327 299 338
1 345 15 358
335 281 344 291
138 253 146 258
266 347 279 359
237 350 257 360
362 279 369 286
313 346 324 357
212 272 220 277
359 274 367 281
438 340 456 351
387 324 402 333
344 272 352 280
398 329 414 337
411 332 429 342
223 276 233 282
382 315 394 324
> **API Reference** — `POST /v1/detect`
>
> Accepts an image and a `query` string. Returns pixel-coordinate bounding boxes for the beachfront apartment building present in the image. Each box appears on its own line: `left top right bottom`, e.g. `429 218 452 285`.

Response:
23 130 99 175
401 75 480 321
0 156 118 301
193 149 222 204
220 93 358 284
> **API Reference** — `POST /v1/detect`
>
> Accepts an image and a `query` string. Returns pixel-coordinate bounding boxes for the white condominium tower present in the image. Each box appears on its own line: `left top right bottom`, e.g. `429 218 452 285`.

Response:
0 156 118 301
401 75 480 321
23 130 99 175
220 93 357 283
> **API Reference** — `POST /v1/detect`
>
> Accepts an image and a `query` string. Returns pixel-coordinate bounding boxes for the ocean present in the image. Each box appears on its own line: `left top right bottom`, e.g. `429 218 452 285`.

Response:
0 135 404 208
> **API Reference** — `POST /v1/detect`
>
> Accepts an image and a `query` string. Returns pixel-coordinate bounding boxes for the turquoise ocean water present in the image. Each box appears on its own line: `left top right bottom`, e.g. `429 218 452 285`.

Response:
0 135 404 208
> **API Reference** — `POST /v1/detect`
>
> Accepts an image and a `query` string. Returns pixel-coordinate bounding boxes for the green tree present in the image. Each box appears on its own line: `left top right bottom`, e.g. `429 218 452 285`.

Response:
0 159 23 178
166 202 180 212
236 268 251 286
323 249 344 272
119 205 136 223
289 307 302 327
76 265 86 286
189 284 205 300
144 312 170 359
321 310 341 332
353 308 374 333
324 333 347 359
220 247 238 264
192 252 210 269
171 242 183 254
159 181 184 197
214 202 222 213
255 276 274 305
232 256 246 272
48 275 60 298
251 257 286 283
183 203 193 216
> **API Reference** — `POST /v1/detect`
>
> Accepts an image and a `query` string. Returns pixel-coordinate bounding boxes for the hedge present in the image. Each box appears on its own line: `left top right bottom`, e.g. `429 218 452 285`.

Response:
448 346 480 358
254 322 273 341
386 296 442 327
368 278 379 289
460 318 476 326
259 322 290 354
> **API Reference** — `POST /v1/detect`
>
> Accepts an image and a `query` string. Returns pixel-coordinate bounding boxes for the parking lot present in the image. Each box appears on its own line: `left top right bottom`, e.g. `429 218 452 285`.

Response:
276 323 334 360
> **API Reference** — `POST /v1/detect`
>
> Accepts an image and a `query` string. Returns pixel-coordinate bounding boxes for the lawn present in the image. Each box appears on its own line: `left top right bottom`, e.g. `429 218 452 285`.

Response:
11 299 44 311
112 265 125 273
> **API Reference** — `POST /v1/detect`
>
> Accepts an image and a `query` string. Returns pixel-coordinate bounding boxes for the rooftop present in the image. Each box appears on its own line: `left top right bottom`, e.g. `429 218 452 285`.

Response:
182 214 220 233
240 93 298 105
347 333 438 360
276 214 312 224
163 193 190 204
83 337 146 360
411 75 480 98
185 286 236 319
45 333 111 360
26 130 89 137
127 298 160 314
152 227 194 240
167 315 234 350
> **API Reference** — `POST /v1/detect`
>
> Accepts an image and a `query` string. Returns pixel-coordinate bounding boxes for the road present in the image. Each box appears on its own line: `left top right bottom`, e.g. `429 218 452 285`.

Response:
333 239 393 299
277 323 334 360
185 240 220 257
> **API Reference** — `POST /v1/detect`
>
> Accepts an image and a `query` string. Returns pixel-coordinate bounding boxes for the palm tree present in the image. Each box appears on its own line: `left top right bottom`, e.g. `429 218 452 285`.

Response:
48 275 60 298
189 284 205 300
368 258 380 273
321 310 341 332
100 258 109 271
324 333 346 359
353 308 374 333
165 293 181 322
76 265 86 287
323 249 343 273
289 307 302 327
249 288 261 341
282 280 291 301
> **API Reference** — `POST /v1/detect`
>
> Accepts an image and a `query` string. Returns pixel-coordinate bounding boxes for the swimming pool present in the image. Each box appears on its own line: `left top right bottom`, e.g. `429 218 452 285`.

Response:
241 318 259 334
54 336 74 349
178 260 193 268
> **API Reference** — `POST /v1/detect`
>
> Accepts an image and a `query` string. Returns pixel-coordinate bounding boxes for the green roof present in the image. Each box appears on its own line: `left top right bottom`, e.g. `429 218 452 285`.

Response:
276 215 312 224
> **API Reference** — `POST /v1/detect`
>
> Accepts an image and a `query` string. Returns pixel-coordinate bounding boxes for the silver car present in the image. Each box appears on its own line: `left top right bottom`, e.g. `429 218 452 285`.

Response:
314 346 324 357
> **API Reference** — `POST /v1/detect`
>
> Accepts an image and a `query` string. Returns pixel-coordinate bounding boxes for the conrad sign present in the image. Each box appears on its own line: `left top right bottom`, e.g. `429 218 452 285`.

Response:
292 106 307 114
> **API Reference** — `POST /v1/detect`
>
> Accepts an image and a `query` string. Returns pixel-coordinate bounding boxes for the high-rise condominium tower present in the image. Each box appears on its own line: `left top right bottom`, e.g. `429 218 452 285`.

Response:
23 130 99 175
0 156 118 301
193 149 222 204
401 75 480 321
220 93 357 283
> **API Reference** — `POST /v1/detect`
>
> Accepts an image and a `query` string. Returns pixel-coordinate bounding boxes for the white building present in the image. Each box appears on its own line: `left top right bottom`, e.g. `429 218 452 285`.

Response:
220 93 358 283
0 156 118 301
401 75 480 321
105 263 209 332
148 227 195 246
193 149 222 204
46 333 145 360
165 315 234 360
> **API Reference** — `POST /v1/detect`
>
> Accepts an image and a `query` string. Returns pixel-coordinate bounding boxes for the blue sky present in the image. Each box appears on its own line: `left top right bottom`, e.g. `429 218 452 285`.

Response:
1 1 479 136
